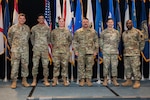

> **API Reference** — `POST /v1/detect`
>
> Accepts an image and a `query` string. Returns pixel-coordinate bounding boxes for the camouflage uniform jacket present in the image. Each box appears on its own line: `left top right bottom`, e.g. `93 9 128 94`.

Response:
8 24 30 52
99 28 120 55
31 24 50 51
122 27 145 56
73 28 99 54
50 28 72 53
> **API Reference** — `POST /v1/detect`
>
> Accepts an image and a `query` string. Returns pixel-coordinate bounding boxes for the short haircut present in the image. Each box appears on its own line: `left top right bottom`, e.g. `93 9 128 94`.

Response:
107 18 114 22
37 13 45 19
58 17 65 21
83 17 89 21
18 13 26 18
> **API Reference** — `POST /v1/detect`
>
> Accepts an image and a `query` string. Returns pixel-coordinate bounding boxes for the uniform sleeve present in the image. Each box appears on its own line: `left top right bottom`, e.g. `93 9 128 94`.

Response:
141 22 149 40
138 30 145 51
50 30 54 45
27 26 31 41
47 28 51 44
68 31 72 46
94 30 99 53
99 31 104 52
117 30 121 47
30 27 35 46
73 31 78 53
7 27 13 47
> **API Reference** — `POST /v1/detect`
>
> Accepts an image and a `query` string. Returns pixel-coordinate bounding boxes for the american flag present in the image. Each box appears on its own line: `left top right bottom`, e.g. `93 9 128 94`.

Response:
44 0 51 27
44 0 52 64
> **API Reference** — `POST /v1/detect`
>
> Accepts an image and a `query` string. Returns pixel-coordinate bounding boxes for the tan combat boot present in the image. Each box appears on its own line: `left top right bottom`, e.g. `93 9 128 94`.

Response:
31 76 37 86
22 77 30 87
11 79 17 89
52 77 58 87
103 77 108 86
112 77 119 86
43 77 50 86
63 77 69 86
86 78 93 87
133 81 140 89
121 78 132 86
79 78 85 86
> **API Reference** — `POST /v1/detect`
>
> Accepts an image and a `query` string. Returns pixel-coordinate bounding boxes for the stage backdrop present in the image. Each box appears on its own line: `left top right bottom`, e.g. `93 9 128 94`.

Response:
0 0 149 80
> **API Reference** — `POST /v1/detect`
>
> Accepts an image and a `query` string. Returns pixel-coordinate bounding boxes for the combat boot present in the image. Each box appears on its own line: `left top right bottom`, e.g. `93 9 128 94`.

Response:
52 77 58 87
11 79 17 89
43 77 50 86
22 77 30 87
31 76 37 86
102 77 108 86
133 81 140 89
86 78 93 87
79 78 85 86
63 77 69 86
112 77 119 86
121 78 132 86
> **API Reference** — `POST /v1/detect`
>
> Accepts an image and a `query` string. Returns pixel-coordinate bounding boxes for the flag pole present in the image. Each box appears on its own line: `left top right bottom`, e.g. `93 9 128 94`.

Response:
141 57 144 80
149 0 150 80
76 62 79 84
3 38 8 82
97 53 101 83
71 64 74 82
96 50 101 84
149 39 150 80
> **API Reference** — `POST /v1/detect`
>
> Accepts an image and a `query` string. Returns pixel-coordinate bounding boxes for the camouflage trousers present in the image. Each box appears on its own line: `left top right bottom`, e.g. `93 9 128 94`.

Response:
77 54 94 79
103 54 118 77
32 50 49 77
53 52 69 77
11 51 29 80
124 56 141 80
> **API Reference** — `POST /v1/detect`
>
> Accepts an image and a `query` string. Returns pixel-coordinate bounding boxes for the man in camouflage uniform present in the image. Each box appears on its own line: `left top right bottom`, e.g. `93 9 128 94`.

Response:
99 18 120 86
50 18 72 86
31 14 50 86
73 18 98 87
8 13 30 89
121 20 145 89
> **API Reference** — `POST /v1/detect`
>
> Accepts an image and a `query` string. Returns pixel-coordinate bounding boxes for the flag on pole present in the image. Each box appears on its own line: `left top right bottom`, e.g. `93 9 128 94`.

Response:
4 0 11 59
63 0 66 21
131 0 137 28
115 0 122 33
86 0 94 28
4 0 10 37
63 0 75 65
44 0 51 27
74 0 82 32
108 0 115 23
63 0 72 30
95 0 103 63
140 0 148 40
148 0 150 38
124 0 130 30
44 0 52 64
55 0 62 28
140 0 150 62
115 0 122 60
95 0 103 38
69 0 75 35
0 0 4 55
12 0 19 24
